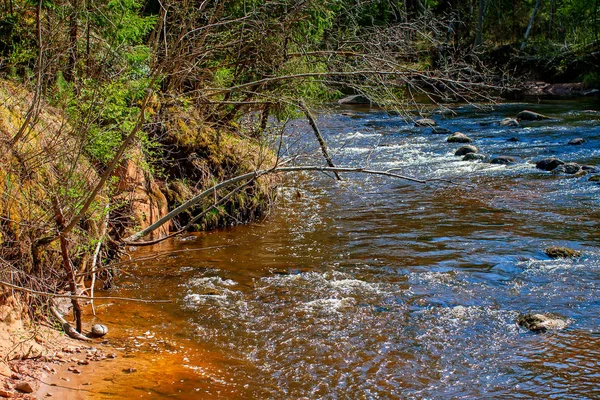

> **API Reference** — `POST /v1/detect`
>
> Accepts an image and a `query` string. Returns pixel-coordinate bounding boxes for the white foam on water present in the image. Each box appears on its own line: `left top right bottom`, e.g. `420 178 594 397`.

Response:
186 276 237 288
184 292 228 305
343 131 378 139
301 297 357 313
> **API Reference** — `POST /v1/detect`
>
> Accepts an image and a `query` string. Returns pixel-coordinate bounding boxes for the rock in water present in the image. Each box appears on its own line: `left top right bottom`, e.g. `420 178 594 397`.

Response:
535 157 564 171
518 313 567 332
552 163 581 174
589 175 600 182
432 127 451 134
516 110 551 120
337 94 370 105
545 246 581 259
447 132 472 143
500 118 520 127
489 156 515 165
463 153 486 161
414 118 437 127
90 324 109 338
582 165 600 173
454 145 478 156
568 138 585 145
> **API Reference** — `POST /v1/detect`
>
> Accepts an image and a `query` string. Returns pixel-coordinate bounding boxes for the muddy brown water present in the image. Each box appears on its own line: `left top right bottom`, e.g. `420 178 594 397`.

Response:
51 100 600 399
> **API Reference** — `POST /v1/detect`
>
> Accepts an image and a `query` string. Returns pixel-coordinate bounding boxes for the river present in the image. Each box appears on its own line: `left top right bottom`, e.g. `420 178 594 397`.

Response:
58 99 600 399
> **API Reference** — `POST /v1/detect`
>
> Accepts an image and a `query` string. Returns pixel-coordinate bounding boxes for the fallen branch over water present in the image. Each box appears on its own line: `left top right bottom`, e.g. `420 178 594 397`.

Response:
123 165 439 243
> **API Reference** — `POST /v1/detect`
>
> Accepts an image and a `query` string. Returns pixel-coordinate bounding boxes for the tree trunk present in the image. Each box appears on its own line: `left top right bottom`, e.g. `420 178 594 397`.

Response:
520 0 541 51
473 0 484 49
53 198 83 334
66 0 79 82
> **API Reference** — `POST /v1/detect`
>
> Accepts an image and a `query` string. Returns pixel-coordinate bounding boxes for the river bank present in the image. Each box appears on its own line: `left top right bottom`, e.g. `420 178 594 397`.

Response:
26 97 599 398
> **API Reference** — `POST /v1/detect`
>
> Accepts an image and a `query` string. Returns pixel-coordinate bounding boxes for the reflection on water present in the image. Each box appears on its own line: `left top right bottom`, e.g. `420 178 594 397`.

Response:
89 100 600 399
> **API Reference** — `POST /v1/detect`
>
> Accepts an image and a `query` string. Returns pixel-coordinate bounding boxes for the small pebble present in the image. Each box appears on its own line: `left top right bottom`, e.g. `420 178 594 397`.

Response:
14 382 33 394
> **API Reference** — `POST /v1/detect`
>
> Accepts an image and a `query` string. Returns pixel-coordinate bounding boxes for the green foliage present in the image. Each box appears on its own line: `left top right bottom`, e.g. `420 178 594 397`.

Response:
582 72 600 89
63 77 149 163
94 0 157 45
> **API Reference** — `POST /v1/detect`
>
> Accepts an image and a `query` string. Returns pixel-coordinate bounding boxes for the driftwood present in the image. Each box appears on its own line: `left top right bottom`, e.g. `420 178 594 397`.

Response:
49 305 92 342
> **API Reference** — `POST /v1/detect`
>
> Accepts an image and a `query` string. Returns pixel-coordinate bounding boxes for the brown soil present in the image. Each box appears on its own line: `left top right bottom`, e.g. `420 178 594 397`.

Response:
0 296 124 399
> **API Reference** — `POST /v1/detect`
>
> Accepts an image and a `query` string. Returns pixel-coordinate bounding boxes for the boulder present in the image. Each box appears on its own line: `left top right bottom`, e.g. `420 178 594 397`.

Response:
589 175 600 182
463 153 487 161
415 118 437 127
516 110 551 120
507 137 520 142
568 138 586 145
545 246 581 259
552 163 581 174
432 127 451 134
518 313 567 333
500 118 520 127
447 132 472 143
338 94 370 105
535 157 564 171
454 145 478 156
489 156 515 165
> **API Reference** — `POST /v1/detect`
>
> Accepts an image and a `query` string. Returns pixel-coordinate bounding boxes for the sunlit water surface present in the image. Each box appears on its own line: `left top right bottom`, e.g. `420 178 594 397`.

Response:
81 100 600 399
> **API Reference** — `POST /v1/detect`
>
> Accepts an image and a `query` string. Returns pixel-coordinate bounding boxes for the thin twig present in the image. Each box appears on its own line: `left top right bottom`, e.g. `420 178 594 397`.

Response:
0 280 172 303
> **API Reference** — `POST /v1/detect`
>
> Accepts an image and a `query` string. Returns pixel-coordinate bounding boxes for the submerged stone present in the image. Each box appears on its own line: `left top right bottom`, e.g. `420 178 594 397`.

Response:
568 138 585 145
415 118 437 127
545 246 581 259
518 313 567 332
454 145 478 156
582 165 600 173
432 127 451 134
552 163 581 174
517 110 551 120
589 175 600 182
489 156 515 165
463 153 486 161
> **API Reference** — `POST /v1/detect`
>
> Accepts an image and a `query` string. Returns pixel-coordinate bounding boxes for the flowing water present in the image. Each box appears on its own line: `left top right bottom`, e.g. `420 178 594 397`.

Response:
72 100 600 399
